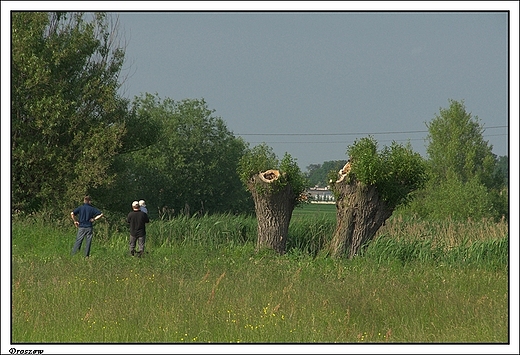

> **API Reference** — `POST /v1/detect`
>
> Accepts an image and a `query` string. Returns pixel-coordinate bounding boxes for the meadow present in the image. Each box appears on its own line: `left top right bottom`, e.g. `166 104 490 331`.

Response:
11 204 509 346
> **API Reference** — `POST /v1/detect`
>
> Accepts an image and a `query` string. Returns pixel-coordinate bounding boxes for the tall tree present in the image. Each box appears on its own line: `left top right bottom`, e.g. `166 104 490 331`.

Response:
417 99 507 220
426 99 499 189
238 143 309 254
105 93 251 217
12 12 129 213
328 137 427 259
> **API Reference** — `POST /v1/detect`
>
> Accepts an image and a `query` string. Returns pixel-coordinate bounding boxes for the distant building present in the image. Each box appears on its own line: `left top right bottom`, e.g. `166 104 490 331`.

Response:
306 186 335 203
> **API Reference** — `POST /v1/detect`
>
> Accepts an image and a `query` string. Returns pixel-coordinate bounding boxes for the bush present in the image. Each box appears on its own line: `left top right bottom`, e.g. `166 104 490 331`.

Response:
344 136 427 208
406 177 495 220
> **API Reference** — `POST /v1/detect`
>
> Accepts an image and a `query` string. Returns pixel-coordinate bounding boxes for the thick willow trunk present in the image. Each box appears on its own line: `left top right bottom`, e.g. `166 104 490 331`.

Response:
248 170 296 255
329 166 393 258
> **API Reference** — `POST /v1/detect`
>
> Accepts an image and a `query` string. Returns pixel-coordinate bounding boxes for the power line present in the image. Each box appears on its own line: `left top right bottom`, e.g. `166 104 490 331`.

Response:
248 133 507 144
237 125 508 137
249 139 422 144
240 130 425 136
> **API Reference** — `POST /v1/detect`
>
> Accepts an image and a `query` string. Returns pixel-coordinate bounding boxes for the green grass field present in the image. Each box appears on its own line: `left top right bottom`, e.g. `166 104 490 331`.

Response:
292 202 336 218
10 206 509 349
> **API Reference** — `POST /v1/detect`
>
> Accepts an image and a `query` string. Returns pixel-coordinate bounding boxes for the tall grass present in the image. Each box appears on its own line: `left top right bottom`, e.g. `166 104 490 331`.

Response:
10 206 509 345
368 215 509 268
147 213 257 249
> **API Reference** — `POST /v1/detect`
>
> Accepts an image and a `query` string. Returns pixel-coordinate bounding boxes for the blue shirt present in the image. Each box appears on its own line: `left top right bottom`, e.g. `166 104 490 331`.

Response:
73 203 102 228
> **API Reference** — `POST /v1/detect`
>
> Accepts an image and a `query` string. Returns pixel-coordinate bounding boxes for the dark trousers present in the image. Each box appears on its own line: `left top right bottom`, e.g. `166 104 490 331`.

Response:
72 227 93 257
129 234 146 256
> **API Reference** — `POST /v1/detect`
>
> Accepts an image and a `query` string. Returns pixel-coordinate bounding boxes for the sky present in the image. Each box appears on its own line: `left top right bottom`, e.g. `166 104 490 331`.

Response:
110 8 511 171
1 2 519 355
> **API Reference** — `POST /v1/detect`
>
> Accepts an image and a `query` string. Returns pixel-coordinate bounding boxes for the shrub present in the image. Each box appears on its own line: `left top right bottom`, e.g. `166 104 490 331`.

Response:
407 176 494 220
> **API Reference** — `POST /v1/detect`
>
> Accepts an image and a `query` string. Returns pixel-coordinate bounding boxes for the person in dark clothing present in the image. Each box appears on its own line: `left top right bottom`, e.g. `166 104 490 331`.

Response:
71 195 103 257
127 200 150 257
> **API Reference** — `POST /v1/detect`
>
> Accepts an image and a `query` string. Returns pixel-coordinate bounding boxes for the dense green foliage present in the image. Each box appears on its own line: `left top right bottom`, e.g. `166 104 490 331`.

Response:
11 12 253 220
495 155 508 185
238 143 309 207
11 210 508 344
11 12 130 213
404 177 495 221
237 143 279 184
335 136 427 209
94 94 252 217
426 99 500 189
412 99 508 221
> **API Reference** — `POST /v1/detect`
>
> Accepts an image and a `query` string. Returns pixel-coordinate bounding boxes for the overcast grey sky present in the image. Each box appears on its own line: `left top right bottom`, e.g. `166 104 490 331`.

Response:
114 10 509 170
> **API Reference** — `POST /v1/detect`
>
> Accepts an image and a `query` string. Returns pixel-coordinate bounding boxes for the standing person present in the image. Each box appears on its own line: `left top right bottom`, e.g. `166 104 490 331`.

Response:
71 195 103 258
127 200 150 257
139 199 148 214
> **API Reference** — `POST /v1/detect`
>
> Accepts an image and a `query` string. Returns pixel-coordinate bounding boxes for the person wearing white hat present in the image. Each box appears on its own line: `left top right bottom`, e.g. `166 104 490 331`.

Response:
127 200 149 257
139 199 148 214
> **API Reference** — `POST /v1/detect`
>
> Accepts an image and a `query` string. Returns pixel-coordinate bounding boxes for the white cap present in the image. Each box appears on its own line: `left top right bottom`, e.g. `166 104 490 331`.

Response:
139 200 146 207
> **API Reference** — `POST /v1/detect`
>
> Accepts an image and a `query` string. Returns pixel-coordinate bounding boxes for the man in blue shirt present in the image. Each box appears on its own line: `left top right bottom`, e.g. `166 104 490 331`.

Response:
71 195 103 257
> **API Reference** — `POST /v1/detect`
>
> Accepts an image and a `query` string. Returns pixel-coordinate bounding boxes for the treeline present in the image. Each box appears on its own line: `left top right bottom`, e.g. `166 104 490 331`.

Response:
305 100 509 222
11 12 508 222
12 12 253 219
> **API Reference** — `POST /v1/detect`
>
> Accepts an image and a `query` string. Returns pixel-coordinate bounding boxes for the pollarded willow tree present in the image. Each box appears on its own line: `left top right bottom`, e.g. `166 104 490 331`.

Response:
327 136 427 259
238 144 308 254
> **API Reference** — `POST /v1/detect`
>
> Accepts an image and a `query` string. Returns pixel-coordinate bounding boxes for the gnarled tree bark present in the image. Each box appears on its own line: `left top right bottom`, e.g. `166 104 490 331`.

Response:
247 170 296 255
329 162 393 259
